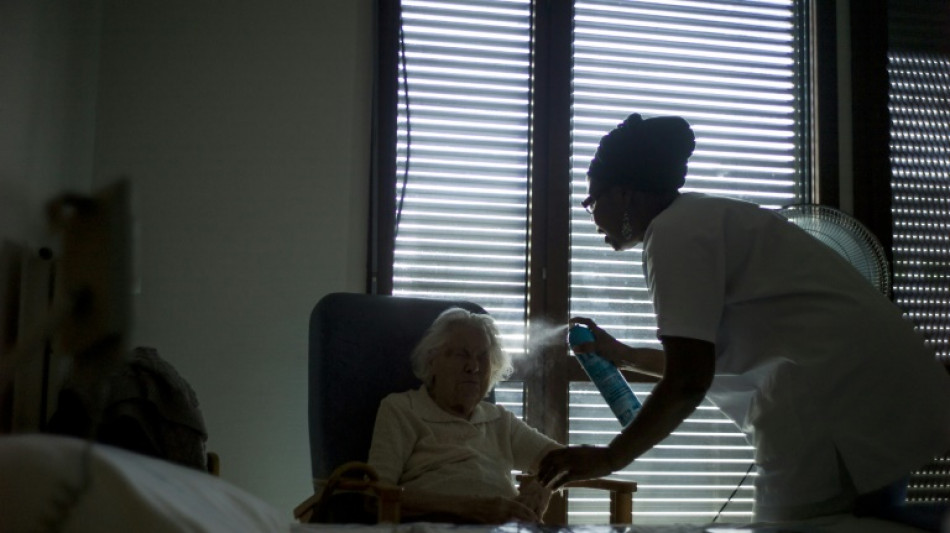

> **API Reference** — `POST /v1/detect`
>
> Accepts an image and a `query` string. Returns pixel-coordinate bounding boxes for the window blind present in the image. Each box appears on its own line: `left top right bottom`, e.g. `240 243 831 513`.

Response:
391 0 533 355
888 50 950 503
889 51 950 365
570 383 755 522
568 0 802 524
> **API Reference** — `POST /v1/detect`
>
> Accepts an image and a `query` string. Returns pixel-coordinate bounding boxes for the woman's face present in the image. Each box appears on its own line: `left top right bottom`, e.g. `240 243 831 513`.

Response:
427 323 492 419
583 178 649 251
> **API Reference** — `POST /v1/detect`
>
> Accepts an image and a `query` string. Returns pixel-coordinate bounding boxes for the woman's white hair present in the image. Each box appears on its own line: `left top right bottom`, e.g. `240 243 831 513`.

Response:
410 307 512 391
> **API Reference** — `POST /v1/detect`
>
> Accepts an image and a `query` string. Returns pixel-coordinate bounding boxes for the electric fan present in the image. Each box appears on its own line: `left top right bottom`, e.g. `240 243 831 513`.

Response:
777 204 891 296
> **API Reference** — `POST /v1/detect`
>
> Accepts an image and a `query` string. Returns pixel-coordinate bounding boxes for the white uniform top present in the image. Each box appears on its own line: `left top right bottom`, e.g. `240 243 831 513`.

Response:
643 193 950 518
367 386 560 498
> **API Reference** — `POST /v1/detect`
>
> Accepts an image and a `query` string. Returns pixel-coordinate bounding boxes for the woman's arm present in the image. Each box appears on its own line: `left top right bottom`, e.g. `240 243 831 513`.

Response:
617 346 665 378
538 336 715 486
606 336 714 466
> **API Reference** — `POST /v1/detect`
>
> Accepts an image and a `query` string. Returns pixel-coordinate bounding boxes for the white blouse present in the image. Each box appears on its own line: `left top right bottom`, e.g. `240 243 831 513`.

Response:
367 386 560 498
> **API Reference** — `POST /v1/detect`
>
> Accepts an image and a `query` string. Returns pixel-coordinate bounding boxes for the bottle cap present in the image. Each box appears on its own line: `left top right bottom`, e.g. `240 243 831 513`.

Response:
568 324 596 348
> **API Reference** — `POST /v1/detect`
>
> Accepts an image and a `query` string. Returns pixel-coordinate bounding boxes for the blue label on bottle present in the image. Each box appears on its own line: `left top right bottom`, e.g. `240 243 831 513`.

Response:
569 326 641 427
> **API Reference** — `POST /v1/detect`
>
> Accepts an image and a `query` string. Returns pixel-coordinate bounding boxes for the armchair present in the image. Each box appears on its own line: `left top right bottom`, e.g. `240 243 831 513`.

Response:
295 292 636 525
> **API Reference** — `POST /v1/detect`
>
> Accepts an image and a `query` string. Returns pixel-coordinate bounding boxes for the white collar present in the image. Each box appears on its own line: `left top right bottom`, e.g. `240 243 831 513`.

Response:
411 386 499 424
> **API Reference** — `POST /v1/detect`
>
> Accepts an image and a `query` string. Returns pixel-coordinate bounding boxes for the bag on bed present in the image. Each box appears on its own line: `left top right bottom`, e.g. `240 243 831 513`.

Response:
46 346 209 471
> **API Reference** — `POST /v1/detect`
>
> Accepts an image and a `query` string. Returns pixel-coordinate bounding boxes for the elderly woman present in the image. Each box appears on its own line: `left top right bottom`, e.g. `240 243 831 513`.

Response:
367 307 561 524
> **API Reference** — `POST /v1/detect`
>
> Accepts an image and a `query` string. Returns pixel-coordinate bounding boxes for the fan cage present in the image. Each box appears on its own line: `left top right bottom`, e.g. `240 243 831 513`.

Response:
778 205 892 296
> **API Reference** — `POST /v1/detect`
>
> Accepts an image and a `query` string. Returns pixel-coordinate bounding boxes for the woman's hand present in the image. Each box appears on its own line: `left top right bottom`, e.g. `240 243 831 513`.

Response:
569 317 627 366
536 445 618 489
570 316 665 377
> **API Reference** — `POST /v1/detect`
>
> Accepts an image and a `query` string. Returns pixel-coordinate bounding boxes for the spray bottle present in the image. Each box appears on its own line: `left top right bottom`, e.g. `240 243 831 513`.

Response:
568 324 641 427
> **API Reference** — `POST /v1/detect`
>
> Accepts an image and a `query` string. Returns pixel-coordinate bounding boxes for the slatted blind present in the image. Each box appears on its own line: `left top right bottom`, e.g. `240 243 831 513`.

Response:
569 383 755 522
889 52 950 365
568 0 802 524
888 50 950 503
391 0 533 354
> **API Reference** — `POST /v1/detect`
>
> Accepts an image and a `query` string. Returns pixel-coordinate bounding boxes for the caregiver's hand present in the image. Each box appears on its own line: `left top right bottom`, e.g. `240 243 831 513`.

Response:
569 317 629 367
536 445 618 489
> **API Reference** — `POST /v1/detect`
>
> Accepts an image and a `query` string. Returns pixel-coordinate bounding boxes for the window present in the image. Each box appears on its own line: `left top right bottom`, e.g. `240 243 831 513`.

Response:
372 0 808 524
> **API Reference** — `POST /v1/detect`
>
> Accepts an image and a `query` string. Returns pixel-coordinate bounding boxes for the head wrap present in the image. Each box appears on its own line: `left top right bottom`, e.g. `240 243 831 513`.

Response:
587 113 696 192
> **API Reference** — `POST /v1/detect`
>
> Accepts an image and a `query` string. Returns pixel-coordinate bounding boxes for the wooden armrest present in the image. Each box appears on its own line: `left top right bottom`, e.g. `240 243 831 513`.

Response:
515 474 636 493
563 478 637 493
516 474 637 525
294 492 321 522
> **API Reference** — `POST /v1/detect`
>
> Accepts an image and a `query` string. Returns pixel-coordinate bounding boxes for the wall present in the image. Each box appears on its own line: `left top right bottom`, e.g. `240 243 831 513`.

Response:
91 1 372 512
0 0 100 243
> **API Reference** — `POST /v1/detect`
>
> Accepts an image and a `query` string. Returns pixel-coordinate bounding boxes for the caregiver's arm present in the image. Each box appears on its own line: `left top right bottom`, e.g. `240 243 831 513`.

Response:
606 336 715 468
538 336 715 485
617 346 666 379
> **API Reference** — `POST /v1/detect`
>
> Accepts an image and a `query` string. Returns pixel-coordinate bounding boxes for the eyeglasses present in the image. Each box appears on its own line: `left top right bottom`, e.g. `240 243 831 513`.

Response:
581 195 597 215
582 183 614 215
582 197 595 215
